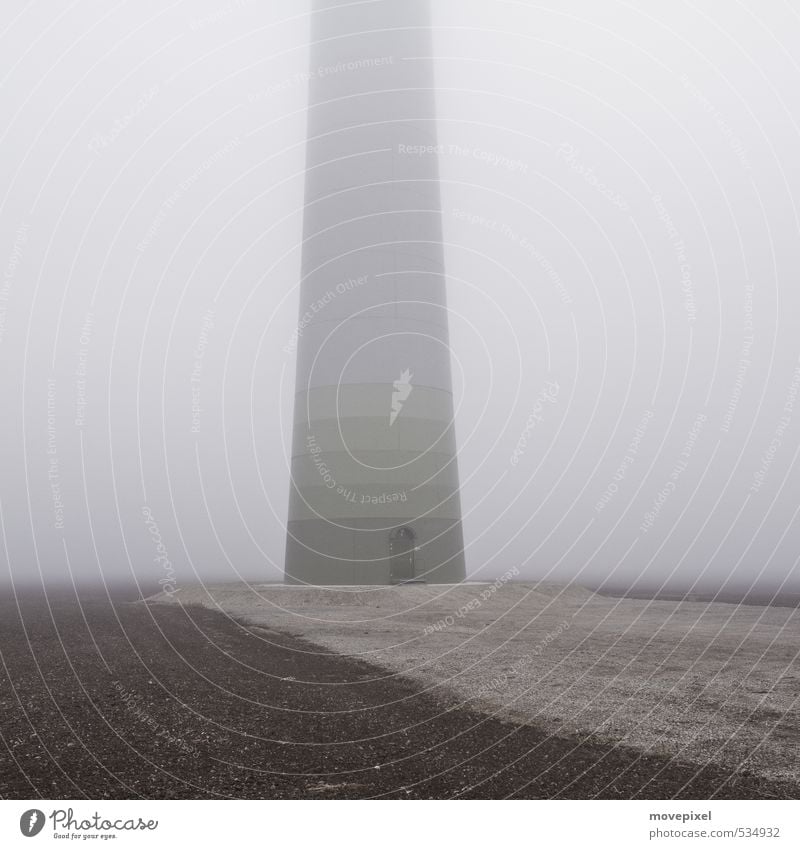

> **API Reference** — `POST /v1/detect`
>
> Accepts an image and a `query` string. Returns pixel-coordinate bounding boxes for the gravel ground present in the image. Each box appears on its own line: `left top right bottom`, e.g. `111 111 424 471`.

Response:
150 581 800 788
1 586 797 799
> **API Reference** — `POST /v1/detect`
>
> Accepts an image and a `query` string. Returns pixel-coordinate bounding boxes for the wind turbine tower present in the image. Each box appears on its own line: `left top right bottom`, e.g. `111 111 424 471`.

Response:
285 0 466 585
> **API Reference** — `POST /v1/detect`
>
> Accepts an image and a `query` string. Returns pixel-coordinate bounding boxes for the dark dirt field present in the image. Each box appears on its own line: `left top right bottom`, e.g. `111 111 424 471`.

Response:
0 586 796 800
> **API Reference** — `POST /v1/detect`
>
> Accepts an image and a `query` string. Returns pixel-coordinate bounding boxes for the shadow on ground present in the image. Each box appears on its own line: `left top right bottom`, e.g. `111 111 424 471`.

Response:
0 587 796 800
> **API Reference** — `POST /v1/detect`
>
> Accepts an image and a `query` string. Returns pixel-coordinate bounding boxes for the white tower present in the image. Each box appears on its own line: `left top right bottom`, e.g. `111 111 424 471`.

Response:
285 0 466 584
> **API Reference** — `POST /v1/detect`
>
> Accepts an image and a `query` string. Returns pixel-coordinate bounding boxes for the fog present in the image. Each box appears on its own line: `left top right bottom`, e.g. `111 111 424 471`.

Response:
1 0 799 599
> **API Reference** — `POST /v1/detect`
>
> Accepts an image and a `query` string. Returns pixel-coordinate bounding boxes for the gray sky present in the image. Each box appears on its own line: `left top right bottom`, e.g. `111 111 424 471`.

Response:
1 0 799 598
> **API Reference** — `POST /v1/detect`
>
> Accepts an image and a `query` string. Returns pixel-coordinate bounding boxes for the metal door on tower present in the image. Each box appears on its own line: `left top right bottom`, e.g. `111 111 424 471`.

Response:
390 527 416 583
